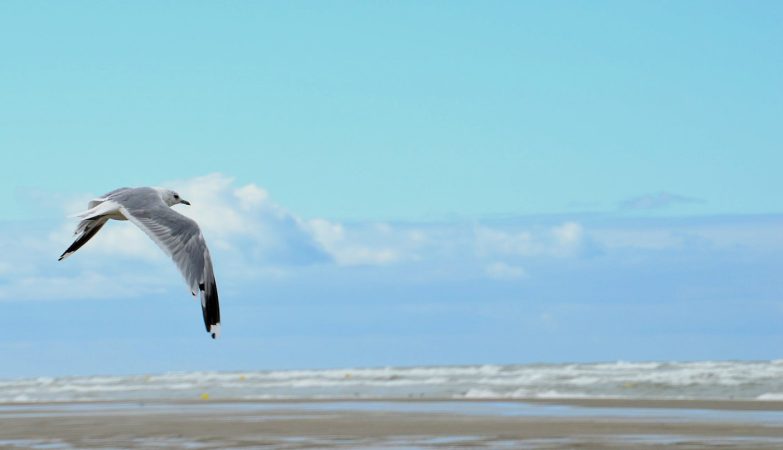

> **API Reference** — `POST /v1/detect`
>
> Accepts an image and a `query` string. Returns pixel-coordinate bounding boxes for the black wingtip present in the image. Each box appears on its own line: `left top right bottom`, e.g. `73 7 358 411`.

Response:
58 218 107 262
200 280 221 339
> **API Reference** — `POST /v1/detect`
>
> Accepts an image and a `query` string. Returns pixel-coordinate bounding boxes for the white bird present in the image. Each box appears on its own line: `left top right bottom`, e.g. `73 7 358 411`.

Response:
59 187 221 339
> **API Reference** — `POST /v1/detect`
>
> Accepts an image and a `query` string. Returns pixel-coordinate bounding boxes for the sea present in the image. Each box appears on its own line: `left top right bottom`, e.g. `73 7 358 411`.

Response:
2 360 783 403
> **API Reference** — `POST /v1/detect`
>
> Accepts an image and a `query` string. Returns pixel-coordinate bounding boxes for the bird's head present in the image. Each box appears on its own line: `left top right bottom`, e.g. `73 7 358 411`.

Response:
157 188 191 207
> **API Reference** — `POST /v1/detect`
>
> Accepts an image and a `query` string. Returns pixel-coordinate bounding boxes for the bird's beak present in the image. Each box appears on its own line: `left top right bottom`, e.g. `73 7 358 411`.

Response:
180 199 191 206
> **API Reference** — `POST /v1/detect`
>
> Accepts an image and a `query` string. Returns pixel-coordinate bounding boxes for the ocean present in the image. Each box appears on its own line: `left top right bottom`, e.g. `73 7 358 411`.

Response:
3 360 783 403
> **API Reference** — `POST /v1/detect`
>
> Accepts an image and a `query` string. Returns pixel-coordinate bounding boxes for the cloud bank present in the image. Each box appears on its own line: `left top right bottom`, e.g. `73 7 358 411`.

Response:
0 173 780 303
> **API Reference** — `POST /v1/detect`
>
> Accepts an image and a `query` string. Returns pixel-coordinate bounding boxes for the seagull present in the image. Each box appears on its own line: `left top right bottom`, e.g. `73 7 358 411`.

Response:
59 187 221 339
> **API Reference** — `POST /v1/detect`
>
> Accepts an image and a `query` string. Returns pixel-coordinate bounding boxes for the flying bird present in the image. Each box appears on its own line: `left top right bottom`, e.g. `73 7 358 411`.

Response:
59 187 221 339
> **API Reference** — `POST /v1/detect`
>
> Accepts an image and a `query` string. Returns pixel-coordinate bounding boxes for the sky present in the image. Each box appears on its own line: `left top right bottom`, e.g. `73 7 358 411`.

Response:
0 1 782 378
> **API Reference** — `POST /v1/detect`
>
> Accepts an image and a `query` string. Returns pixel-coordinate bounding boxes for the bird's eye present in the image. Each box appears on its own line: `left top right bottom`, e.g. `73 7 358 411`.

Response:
174 194 179 199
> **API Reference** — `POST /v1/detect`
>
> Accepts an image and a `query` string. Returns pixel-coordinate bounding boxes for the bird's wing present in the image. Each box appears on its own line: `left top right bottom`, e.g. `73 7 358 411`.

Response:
88 187 132 209
58 216 110 261
60 189 131 260
115 190 221 338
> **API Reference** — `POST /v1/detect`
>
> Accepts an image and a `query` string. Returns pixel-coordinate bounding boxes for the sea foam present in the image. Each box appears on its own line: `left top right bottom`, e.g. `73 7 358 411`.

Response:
2 361 782 403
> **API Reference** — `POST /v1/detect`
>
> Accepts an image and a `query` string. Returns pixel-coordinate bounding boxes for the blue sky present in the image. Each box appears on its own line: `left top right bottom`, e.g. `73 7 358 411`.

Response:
1 1 782 377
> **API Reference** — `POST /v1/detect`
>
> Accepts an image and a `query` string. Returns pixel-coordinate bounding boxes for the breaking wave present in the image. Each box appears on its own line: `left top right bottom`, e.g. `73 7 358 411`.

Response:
2 360 783 403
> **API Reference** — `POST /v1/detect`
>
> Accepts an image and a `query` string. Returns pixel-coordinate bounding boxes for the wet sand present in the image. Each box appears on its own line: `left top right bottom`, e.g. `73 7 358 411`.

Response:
1 398 783 449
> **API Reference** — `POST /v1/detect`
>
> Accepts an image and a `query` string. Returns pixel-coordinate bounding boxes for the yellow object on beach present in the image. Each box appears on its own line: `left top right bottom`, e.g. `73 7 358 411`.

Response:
200 393 210 400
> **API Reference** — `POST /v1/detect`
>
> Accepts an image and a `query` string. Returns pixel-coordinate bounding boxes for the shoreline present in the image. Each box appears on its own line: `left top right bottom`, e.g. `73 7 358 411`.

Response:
3 396 783 411
2 398 783 449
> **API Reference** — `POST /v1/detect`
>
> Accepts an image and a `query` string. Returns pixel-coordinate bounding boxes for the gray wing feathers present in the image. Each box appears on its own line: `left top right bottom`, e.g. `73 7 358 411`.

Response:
122 203 207 295
88 187 131 209
115 189 221 338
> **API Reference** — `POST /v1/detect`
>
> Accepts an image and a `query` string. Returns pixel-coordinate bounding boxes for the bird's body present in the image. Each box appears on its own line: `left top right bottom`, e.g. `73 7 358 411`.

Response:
59 187 221 339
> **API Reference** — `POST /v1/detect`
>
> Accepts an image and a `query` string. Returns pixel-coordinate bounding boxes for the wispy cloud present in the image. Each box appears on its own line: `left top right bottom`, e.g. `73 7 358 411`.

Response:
0 271 170 301
484 262 527 280
620 191 703 210
475 221 586 258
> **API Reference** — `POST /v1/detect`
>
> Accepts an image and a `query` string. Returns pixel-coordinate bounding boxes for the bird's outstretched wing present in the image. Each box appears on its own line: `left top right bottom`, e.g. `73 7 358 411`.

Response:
58 188 132 261
114 189 221 339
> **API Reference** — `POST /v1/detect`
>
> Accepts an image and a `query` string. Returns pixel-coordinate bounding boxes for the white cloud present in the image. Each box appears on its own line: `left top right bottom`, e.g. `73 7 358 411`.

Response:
552 222 582 246
485 262 527 280
306 218 403 266
233 184 269 211
550 222 583 256
170 173 255 238
476 221 585 258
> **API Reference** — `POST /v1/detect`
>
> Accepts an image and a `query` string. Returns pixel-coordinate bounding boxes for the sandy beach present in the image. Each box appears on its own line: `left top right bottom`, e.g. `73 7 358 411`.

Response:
2 398 783 449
